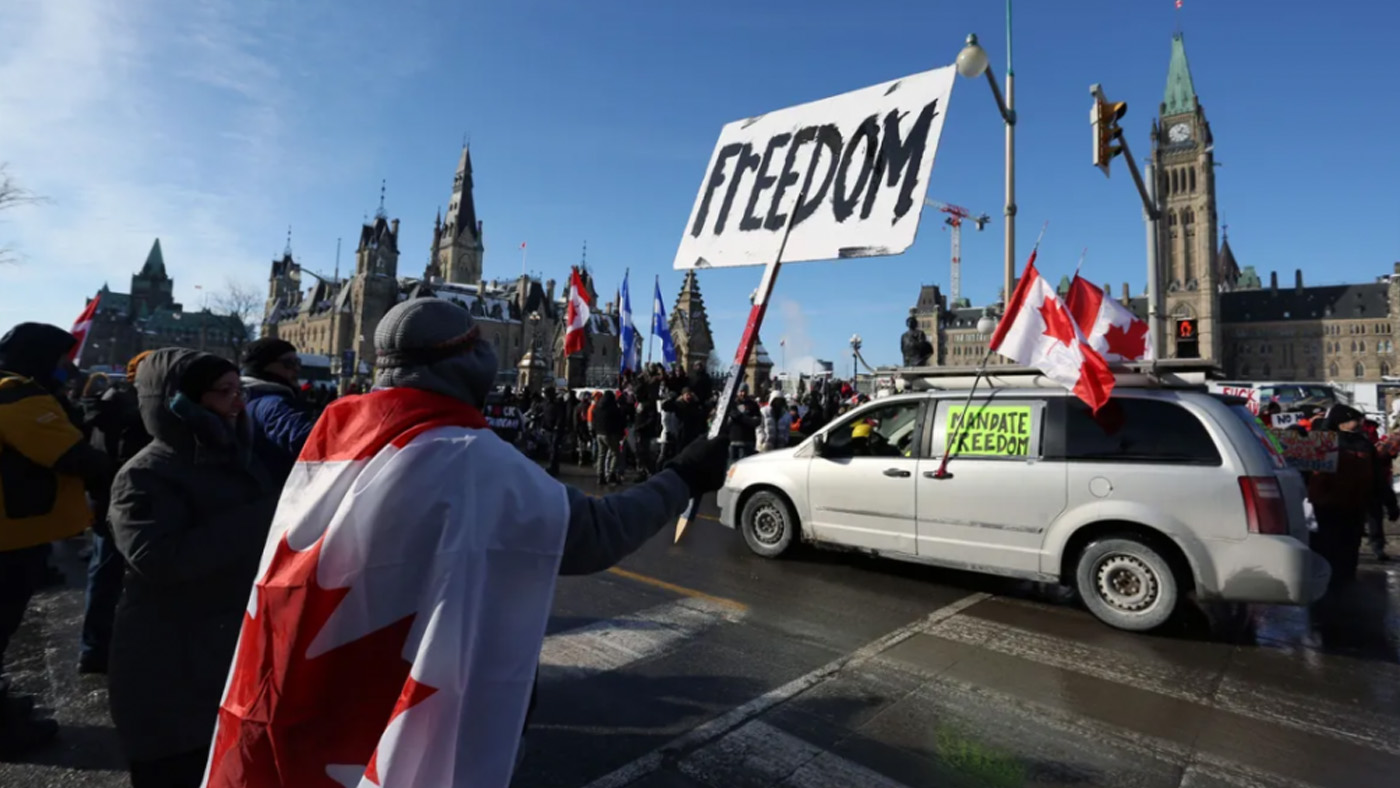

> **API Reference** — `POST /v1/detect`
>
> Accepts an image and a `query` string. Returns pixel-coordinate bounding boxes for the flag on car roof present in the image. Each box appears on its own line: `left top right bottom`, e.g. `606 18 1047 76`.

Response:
1065 274 1152 363
988 254 1115 412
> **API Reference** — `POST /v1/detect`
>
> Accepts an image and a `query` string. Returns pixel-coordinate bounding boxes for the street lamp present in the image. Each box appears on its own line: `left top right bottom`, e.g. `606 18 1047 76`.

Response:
849 333 863 382
976 306 998 336
957 2 1018 325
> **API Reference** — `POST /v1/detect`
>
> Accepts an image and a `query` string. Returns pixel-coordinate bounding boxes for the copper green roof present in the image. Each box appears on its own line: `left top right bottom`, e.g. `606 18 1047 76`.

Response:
139 238 167 279
1163 33 1198 116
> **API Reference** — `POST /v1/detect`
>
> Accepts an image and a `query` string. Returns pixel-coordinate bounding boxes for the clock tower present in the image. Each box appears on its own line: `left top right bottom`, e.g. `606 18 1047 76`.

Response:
1152 32 1221 362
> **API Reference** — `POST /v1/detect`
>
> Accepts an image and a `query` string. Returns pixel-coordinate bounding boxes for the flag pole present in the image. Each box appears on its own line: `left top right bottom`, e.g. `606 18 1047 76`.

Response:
647 275 657 366
675 189 806 543
1074 247 1087 277
931 223 1049 480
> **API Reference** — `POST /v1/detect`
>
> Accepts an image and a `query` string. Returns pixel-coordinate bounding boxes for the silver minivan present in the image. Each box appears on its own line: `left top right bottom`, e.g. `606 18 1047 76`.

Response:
716 384 1330 631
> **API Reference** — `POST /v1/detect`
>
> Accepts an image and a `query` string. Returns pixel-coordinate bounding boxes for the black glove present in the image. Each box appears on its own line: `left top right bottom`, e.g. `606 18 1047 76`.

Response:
665 436 730 497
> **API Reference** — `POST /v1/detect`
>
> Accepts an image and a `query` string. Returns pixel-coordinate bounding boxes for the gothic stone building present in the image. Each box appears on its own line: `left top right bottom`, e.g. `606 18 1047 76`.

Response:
263 145 713 389
79 238 247 371
913 32 1399 385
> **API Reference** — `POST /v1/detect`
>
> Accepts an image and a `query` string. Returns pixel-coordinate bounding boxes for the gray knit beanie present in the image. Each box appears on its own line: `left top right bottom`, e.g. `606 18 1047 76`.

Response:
373 297 498 408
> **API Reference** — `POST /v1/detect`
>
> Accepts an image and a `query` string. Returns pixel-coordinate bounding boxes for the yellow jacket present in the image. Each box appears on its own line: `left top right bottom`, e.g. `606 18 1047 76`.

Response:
0 373 92 550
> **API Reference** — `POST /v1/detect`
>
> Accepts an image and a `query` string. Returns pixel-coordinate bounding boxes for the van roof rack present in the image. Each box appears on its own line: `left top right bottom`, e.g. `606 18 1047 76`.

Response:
895 359 1225 392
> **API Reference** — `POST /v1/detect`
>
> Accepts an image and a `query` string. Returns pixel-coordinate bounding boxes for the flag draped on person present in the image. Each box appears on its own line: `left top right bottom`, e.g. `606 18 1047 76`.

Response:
203 386 569 788
1065 274 1153 363
69 293 101 362
988 254 1116 412
651 277 677 365
564 266 591 357
619 271 638 375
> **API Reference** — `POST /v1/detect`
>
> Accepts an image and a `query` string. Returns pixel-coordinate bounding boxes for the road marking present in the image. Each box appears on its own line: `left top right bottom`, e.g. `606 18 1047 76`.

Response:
540 598 746 680
697 513 719 522
580 592 990 788
679 720 909 788
605 567 747 611
925 607 1400 757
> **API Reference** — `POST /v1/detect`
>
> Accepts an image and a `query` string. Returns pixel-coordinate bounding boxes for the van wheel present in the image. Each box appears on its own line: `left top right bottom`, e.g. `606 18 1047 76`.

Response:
741 491 796 558
1074 537 1179 631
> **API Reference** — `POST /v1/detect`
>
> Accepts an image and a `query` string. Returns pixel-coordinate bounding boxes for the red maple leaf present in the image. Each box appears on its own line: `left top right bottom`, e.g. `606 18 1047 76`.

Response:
1104 320 1148 360
206 535 436 788
1039 297 1077 348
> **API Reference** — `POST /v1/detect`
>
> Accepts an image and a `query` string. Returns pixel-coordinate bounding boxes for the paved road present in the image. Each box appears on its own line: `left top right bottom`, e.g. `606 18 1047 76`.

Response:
5 464 1400 787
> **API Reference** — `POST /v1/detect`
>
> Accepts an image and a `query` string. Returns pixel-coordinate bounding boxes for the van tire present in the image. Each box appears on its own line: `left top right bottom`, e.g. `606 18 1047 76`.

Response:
1074 537 1179 631
741 490 796 558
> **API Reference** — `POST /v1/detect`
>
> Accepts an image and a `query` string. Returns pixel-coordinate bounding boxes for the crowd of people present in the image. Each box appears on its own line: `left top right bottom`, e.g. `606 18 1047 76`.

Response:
0 297 734 786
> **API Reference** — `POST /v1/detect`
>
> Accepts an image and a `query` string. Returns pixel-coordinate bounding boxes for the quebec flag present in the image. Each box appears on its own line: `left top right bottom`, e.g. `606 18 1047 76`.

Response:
652 277 677 365
620 272 638 375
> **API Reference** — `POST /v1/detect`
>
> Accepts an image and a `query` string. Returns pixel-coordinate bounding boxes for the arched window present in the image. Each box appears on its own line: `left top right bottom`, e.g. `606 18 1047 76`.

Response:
1383 363 1392 378
1171 169 1179 194
1351 340 1357 352
1355 362 1366 379
1360 340 1366 352
1169 211 1177 227
1329 362 1340 377
1189 167 1197 192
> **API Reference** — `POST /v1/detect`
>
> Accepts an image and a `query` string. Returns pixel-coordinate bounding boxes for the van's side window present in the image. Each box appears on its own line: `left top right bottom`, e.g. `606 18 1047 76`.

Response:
1053 398 1221 465
822 402 923 459
931 399 1043 460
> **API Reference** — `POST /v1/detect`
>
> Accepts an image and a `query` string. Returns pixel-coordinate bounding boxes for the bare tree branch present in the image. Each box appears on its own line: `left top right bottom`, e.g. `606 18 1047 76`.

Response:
210 278 264 352
0 163 48 265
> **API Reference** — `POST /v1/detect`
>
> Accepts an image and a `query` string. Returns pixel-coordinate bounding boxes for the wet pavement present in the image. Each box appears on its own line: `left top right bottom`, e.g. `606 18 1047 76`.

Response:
4 463 1400 787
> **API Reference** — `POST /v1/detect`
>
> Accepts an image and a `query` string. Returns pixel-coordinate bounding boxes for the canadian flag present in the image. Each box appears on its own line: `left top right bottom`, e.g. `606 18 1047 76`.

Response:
205 387 569 787
988 256 1115 412
564 266 591 356
68 293 102 362
1065 275 1152 362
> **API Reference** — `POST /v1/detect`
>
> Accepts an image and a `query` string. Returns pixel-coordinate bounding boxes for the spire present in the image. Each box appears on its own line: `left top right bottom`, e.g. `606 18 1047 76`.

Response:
139 238 167 278
283 226 293 258
449 144 478 242
1163 32 1199 116
580 241 588 271
376 179 387 219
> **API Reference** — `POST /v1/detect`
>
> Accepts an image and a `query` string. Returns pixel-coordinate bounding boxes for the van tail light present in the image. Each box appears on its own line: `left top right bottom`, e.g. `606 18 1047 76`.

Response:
1239 476 1289 535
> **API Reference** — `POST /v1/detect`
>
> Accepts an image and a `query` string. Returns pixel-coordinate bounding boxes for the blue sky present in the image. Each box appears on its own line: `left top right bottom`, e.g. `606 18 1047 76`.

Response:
2 0 1397 372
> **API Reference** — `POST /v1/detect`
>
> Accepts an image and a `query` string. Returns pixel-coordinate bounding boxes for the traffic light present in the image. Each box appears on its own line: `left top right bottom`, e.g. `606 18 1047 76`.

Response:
1176 319 1199 358
1091 95 1127 177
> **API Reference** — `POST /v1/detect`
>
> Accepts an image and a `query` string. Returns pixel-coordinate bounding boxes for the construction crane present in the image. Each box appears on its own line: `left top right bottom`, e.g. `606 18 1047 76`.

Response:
923 198 990 305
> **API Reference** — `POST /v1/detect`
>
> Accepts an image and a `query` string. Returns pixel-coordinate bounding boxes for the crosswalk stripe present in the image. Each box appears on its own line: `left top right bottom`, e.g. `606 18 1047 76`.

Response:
679 720 910 788
540 597 745 679
923 603 1400 758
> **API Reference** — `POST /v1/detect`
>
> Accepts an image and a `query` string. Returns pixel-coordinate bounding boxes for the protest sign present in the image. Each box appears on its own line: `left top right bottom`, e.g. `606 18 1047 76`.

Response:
674 66 956 270
946 405 1033 457
1271 412 1301 429
1268 429 1339 473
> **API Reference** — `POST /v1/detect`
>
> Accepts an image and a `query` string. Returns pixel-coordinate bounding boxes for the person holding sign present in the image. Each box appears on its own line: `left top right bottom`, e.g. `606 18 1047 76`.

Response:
1307 404 1398 591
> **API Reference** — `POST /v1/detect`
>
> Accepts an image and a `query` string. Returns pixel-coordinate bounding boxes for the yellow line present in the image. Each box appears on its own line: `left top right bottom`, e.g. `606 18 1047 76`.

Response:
605 566 748 611
697 513 719 522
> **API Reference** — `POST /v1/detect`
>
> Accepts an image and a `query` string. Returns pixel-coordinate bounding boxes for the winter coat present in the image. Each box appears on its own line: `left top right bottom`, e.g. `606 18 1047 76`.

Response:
664 397 708 447
592 394 625 439
633 397 660 438
83 384 151 522
241 374 316 484
0 324 106 551
107 348 279 762
728 401 760 445
1307 428 1381 516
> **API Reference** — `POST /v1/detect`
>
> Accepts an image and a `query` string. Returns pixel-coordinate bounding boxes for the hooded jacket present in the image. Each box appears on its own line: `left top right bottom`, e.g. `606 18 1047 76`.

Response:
241 373 316 483
0 323 107 550
106 348 279 762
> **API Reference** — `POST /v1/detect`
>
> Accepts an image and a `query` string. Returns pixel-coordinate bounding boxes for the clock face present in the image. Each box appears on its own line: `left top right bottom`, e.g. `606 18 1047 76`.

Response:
1168 123 1192 143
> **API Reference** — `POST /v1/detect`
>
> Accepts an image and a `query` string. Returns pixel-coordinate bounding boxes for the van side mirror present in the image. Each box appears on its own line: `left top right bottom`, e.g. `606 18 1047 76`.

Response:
811 433 826 457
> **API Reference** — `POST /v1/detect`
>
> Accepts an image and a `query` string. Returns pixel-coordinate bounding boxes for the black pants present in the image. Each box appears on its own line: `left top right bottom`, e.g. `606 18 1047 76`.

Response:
546 431 565 474
129 748 208 788
630 433 655 477
81 525 124 662
0 545 49 677
1312 508 1365 589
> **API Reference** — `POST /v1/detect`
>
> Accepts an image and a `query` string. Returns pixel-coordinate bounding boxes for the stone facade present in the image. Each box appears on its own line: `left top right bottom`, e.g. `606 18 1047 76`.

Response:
79 238 246 371
911 31 1400 386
